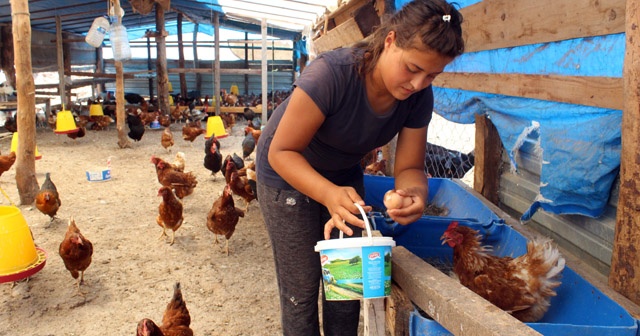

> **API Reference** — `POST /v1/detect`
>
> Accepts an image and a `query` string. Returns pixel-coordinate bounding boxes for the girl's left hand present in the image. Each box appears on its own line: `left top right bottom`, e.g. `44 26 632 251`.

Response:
385 187 425 225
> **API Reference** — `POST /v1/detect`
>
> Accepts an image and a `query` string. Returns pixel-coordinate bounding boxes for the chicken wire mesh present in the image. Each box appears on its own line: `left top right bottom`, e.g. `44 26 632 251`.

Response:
426 113 476 187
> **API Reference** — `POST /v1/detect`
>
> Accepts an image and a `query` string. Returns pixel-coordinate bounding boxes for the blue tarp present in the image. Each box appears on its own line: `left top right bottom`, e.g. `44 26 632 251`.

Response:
395 0 623 220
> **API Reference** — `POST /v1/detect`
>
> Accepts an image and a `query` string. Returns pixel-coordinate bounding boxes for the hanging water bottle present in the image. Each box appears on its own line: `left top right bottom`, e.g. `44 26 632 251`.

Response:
110 22 131 61
85 16 110 48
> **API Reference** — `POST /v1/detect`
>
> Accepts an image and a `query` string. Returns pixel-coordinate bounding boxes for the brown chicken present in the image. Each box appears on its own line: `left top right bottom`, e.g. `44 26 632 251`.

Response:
0 151 17 177
150 156 198 200
158 114 172 128
228 161 256 211
156 186 184 246
59 217 93 295
364 159 387 176
441 221 566 322
136 282 193 336
161 127 174 152
67 126 86 140
206 184 245 255
171 152 186 172
181 124 206 144
244 125 262 143
35 172 61 223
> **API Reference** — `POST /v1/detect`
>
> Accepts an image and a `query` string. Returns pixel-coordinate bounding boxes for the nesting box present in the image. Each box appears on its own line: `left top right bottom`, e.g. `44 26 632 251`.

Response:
363 175 640 335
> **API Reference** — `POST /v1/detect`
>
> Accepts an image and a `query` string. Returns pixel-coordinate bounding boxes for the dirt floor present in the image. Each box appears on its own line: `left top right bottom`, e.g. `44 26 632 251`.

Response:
0 121 285 335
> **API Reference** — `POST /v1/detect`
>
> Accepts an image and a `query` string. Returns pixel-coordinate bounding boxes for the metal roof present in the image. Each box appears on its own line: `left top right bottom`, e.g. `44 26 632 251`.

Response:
0 0 330 40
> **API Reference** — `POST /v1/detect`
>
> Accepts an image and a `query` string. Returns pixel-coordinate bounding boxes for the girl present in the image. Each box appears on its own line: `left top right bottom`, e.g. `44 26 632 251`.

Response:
256 0 464 334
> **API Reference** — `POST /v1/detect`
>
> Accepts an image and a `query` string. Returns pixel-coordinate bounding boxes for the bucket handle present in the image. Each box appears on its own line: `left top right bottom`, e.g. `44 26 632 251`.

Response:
338 203 373 244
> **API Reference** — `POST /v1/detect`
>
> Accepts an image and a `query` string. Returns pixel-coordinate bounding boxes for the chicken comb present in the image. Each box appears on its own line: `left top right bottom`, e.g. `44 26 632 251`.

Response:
446 221 459 231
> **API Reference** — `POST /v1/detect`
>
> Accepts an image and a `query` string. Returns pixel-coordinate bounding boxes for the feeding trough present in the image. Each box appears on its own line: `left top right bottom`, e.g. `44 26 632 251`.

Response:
205 116 228 139
0 205 47 283
54 110 79 134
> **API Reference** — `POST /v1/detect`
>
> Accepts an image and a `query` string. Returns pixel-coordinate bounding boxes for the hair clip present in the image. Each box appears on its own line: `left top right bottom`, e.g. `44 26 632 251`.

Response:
442 15 451 22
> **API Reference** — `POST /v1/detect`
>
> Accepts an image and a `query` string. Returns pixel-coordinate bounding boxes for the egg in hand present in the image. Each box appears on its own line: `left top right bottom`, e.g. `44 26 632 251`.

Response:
383 189 413 210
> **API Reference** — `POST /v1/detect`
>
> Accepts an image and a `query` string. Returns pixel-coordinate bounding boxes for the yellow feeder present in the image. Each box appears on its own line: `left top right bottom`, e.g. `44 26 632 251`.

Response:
230 84 239 96
54 110 79 134
205 115 228 139
169 95 174 106
0 205 47 283
89 104 104 116
10 132 42 160
168 82 174 92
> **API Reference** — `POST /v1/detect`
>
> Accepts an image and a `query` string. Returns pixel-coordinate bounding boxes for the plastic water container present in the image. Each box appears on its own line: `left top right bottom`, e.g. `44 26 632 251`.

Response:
85 16 110 48
110 22 131 61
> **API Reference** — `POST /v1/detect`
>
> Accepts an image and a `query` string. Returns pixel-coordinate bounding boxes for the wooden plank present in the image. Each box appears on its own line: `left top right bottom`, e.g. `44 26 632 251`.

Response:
64 71 134 79
461 0 625 52
474 114 502 205
385 284 412 336
609 0 640 305
392 246 541 336
219 106 258 114
364 230 386 336
313 18 364 53
433 73 623 110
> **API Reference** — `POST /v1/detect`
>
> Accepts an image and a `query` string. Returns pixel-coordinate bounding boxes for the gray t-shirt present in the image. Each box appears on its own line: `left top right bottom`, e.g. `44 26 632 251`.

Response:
256 47 433 189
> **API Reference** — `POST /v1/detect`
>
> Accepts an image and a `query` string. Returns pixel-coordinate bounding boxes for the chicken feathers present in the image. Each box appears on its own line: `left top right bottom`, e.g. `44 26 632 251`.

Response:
35 172 61 223
441 221 565 322
59 217 93 295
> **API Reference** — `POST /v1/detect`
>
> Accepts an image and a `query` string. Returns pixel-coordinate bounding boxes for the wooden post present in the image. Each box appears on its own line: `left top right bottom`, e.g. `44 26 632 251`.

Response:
146 30 154 100
155 3 169 116
609 0 640 305
193 23 202 94
95 46 104 96
1 25 16 87
244 31 249 95
113 0 129 148
214 11 220 115
10 0 40 204
55 16 66 108
261 19 268 123
177 13 187 98
473 114 502 205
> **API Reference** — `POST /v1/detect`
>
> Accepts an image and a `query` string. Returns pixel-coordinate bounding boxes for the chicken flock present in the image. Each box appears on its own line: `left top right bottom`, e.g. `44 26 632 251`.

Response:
0 87 567 331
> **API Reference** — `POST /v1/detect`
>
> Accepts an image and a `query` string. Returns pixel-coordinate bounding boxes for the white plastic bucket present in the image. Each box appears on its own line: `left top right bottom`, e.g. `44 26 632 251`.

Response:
85 16 110 48
314 203 395 300
110 22 131 61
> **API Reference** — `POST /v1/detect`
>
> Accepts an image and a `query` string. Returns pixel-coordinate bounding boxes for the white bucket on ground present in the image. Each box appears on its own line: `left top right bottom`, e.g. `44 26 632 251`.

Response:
314 203 395 300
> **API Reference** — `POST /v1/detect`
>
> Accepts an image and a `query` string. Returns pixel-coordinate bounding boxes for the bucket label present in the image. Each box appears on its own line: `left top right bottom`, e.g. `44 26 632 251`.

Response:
319 245 392 300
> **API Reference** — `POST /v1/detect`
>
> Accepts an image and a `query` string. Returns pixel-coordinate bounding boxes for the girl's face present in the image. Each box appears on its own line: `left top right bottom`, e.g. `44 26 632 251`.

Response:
379 32 454 101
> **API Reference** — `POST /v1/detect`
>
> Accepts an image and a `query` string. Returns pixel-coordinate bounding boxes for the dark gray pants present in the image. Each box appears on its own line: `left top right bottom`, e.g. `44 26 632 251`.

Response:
257 181 363 336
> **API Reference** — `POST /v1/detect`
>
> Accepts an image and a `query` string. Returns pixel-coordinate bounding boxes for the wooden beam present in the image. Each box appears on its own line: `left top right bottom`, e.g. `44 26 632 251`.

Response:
11 0 40 204
461 0 625 52
177 13 187 98
392 247 541 336
313 18 364 53
385 284 413 336
474 114 502 205
64 71 135 79
155 3 170 115
433 73 623 110
609 0 640 305
55 16 66 107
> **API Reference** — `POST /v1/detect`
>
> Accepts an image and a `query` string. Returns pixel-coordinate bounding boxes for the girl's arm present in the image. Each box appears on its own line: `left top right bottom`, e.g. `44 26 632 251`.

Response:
386 126 429 224
268 87 368 237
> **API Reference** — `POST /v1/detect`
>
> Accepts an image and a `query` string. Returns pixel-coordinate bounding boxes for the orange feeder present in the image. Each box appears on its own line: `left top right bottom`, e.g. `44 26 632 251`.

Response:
0 205 47 283
11 132 42 160
54 110 79 134
205 115 228 139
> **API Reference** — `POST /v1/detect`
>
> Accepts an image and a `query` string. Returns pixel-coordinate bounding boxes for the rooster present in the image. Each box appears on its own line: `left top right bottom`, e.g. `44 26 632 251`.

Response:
441 221 565 322
204 136 223 180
